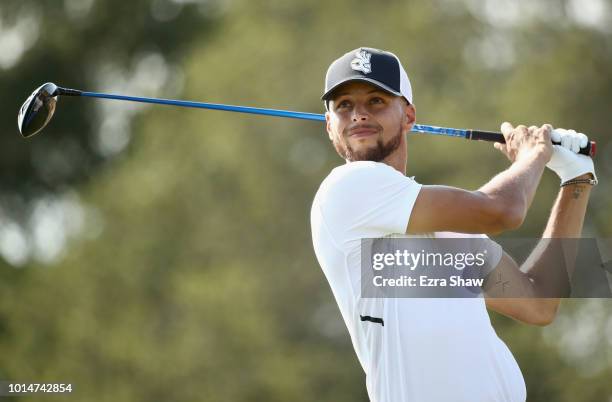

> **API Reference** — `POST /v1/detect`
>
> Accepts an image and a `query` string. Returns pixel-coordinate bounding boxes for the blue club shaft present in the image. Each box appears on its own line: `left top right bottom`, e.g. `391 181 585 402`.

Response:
74 89 596 156
81 91 328 123
79 91 471 138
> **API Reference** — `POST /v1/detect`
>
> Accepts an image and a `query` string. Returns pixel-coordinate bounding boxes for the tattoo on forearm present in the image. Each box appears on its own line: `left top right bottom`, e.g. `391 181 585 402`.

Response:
572 185 584 199
494 272 510 294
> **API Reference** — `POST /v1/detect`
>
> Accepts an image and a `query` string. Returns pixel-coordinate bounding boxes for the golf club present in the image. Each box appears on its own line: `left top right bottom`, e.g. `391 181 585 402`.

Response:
17 82 596 157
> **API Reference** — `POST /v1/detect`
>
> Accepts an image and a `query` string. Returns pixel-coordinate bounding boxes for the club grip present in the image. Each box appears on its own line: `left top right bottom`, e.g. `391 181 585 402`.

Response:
469 130 596 157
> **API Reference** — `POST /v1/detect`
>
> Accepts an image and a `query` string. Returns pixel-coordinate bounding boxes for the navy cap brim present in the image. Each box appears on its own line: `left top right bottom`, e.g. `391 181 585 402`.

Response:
321 76 403 101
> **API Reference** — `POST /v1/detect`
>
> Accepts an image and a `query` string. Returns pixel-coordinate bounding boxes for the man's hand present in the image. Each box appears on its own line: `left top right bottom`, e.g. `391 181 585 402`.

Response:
494 122 553 163
546 128 597 184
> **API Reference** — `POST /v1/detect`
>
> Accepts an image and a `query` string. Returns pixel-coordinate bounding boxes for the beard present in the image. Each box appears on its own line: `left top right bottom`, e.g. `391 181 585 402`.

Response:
333 126 403 162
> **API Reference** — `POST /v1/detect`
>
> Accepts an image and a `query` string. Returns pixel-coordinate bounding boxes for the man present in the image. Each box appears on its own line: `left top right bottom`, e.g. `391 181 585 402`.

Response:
310 47 597 402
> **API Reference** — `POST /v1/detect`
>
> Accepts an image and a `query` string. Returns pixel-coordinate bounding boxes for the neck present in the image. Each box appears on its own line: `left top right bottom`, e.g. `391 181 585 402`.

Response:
383 136 408 174
383 152 407 174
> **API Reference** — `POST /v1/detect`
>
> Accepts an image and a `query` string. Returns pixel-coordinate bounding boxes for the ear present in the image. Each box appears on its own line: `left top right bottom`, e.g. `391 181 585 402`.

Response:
402 102 416 134
325 112 334 141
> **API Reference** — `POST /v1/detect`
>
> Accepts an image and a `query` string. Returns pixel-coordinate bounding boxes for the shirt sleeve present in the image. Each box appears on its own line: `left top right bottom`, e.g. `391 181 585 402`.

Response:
436 232 503 273
316 161 422 245
482 235 503 278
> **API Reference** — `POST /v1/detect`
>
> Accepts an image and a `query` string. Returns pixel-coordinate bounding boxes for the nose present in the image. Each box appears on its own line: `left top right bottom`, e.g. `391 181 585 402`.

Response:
351 103 369 122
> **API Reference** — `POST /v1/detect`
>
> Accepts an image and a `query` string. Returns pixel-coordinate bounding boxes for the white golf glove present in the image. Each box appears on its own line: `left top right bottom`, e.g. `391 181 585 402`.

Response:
546 129 597 184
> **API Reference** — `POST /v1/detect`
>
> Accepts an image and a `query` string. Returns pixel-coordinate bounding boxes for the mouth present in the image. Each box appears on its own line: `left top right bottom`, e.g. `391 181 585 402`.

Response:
348 126 379 138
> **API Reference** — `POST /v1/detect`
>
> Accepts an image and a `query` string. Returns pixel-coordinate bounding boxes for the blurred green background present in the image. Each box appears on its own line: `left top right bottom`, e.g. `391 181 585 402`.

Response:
1 0 611 401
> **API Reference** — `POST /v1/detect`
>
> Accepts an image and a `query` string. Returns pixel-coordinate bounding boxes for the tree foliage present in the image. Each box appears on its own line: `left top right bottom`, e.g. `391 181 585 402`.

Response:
1 0 611 401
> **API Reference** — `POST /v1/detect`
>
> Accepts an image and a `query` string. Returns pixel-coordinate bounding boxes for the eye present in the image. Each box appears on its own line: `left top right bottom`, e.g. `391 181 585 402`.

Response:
370 96 385 104
336 99 351 110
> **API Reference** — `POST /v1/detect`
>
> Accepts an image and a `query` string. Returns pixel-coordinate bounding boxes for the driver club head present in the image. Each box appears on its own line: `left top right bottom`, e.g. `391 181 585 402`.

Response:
18 82 60 138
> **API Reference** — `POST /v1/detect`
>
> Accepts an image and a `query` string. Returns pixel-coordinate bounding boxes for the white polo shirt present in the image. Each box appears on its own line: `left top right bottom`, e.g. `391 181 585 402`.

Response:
310 161 526 402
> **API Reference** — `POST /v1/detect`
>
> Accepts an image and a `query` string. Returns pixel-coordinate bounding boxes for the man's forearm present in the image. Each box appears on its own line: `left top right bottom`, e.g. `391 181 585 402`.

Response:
541 178 592 238
520 176 593 299
484 178 593 325
478 151 548 221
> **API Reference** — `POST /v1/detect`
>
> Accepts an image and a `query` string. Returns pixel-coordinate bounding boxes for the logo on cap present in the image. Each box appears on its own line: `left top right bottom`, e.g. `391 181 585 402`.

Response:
350 49 372 74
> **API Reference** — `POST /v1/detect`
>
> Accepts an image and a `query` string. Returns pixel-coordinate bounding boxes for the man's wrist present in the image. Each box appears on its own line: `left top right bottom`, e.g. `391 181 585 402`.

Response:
516 146 551 165
561 175 597 187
